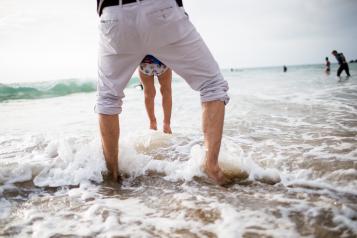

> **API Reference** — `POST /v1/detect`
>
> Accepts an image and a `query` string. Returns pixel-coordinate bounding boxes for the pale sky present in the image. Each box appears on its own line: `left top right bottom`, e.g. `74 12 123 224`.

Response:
0 0 356 83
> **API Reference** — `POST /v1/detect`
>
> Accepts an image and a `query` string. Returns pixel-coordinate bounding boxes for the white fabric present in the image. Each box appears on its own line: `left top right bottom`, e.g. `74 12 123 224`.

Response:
96 0 229 115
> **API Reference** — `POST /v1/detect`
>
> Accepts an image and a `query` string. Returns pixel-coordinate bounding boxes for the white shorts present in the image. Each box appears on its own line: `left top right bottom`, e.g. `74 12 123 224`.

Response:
96 0 229 115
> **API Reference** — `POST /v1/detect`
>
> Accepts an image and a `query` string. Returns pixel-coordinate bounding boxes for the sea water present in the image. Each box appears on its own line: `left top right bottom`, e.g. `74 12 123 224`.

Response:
0 64 356 237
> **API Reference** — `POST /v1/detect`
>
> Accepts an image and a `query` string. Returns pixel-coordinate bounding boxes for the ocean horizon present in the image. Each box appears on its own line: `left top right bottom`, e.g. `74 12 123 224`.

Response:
1 63 353 102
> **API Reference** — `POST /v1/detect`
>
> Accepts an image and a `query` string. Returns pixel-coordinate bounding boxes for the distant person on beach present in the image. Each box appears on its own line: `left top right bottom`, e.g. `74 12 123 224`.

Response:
96 0 230 185
325 57 331 73
283 65 287 72
331 50 351 77
139 55 172 134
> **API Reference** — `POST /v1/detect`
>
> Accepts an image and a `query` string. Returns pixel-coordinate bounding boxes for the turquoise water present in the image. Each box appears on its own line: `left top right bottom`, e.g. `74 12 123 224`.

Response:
0 77 141 102
0 63 350 102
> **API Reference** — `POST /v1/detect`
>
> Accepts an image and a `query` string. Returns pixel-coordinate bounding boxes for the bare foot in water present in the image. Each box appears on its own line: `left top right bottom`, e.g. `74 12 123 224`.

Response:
103 170 121 183
163 123 172 134
150 120 157 130
203 163 231 186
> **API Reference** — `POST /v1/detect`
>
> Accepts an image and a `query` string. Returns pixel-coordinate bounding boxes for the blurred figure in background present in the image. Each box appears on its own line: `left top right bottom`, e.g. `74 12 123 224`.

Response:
325 57 331 74
332 50 350 78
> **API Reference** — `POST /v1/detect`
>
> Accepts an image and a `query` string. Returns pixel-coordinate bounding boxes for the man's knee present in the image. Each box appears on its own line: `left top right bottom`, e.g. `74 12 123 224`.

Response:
95 95 123 115
199 76 230 105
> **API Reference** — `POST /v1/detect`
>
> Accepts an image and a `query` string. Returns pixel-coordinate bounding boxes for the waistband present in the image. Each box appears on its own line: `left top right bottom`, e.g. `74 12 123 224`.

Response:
97 0 183 16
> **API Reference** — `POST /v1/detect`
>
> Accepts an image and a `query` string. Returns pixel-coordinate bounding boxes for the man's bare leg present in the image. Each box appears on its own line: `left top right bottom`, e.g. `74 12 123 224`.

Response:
202 100 229 185
158 69 172 134
139 71 157 130
99 114 119 181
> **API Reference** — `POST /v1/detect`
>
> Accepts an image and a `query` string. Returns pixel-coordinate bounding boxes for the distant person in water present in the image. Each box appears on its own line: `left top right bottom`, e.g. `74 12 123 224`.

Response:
283 65 287 72
139 55 172 134
331 50 350 77
325 57 331 74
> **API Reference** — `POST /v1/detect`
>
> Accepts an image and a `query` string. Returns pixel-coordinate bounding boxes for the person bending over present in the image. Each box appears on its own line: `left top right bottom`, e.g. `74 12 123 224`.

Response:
96 0 230 185
332 50 351 77
139 55 172 134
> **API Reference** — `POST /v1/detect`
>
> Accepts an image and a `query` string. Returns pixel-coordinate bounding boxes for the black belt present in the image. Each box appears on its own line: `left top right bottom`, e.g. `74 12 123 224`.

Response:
98 0 183 16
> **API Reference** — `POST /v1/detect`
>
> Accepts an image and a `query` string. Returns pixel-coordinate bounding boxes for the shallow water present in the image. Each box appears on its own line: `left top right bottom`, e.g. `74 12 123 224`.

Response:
1 64 357 237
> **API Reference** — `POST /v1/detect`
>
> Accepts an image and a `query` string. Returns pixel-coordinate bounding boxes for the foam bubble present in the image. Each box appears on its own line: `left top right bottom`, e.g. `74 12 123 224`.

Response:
0 165 32 184
134 130 173 152
123 132 280 183
333 205 357 234
0 198 12 219
119 137 205 181
0 130 282 188
33 138 106 187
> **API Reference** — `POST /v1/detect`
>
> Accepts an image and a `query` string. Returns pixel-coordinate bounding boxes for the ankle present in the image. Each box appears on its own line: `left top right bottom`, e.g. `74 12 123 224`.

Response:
150 120 157 130
204 160 220 170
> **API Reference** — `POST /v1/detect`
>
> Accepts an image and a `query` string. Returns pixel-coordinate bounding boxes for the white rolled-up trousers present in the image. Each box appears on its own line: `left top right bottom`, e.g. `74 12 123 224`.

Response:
96 0 229 114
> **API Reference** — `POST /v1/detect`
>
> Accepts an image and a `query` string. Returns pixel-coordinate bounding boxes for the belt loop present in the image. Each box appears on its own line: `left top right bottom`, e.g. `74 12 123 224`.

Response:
119 0 123 7
136 0 141 5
